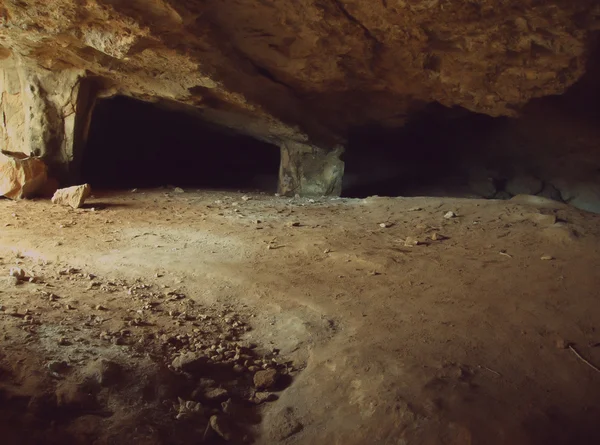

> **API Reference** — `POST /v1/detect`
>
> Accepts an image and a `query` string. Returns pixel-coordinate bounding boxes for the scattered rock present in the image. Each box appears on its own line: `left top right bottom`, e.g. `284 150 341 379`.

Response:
254 368 278 390
404 236 420 247
430 232 446 241
52 184 92 209
286 221 300 227
254 391 278 404
443 211 456 219
505 175 543 196
0 153 48 199
203 387 229 402
171 352 208 373
210 415 234 441
9 267 25 280
241 195 252 201
540 255 554 261
173 187 185 193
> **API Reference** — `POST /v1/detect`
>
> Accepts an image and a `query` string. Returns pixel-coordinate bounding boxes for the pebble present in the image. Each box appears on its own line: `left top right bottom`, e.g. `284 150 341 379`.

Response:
203 387 229 402
541 255 554 261
444 211 457 219
404 237 419 247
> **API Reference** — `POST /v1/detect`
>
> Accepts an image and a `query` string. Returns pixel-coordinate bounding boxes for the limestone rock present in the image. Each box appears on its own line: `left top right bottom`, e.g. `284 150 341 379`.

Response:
171 352 208 373
253 368 278 390
505 175 543 196
51 184 92 209
0 153 48 199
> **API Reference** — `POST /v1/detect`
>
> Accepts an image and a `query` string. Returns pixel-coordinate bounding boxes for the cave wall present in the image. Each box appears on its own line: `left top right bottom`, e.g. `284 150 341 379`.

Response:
0 1 600 196
0 54 97 181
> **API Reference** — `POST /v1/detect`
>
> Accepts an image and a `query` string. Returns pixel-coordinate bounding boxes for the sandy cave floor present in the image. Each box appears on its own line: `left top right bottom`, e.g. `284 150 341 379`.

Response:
0 189 599 445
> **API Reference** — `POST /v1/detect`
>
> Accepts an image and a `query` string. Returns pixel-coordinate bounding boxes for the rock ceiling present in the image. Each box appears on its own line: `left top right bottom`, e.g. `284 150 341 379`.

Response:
1 0 599 146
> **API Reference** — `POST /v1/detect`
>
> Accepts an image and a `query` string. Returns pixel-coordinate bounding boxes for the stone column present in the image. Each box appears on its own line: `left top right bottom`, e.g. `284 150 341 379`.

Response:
278 141 344 197
0 54 96 183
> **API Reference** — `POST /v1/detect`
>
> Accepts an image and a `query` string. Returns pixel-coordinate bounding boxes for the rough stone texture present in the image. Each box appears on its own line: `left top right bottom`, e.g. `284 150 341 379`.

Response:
279 143 344 196
0 152 47 199
505 174 543 196
253 368 278 391
51 184 91 208
0 1 599 194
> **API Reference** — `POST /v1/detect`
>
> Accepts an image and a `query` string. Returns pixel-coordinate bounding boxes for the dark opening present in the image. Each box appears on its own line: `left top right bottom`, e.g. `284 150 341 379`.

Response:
342 103 505 199
81 96 280 192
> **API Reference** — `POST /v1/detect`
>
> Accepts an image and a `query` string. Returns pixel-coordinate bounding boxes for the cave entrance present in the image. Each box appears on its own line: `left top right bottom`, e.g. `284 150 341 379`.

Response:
342 104 507 199
81 96 281 192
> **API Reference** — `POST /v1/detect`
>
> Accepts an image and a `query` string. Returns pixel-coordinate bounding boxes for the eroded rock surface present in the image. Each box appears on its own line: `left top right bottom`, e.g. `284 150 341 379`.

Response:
51 184 91 208
0 152 47 199
0 1 599 195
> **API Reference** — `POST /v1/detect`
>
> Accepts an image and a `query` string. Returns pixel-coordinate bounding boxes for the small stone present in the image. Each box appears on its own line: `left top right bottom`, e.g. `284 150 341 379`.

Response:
254 391 277 404
204 387 229 402
286 221 300 227
171 352 208 373
540 255 554 261
379 222 390 228
253 368 278 390
430 232 446 241
173 187 185 193
95 305 107 311
443 211 456 219
210 415 234 441
51 184 92 209
241 195 251 201
58 337 71 346
9 267 25 280
404 236 419 247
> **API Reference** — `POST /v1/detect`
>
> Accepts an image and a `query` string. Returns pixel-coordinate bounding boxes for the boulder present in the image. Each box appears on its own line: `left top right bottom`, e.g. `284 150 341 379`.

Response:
505 175 543 196
0 153 48 199
51 184 92 208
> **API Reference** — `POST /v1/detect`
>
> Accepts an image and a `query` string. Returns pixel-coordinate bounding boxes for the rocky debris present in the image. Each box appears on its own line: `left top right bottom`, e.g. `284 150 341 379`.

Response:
52 184 92 209
210 414 234 441
0 153 48 200
469 177 497 199
9 267 26 281
173 398 204 421
254 391 277 404
254 368 279 390
203 387 229 402
505 175 543 196
404 237 420 247
173 187 185 193
444 211 457 219
541 255 555 261
171 352 208 373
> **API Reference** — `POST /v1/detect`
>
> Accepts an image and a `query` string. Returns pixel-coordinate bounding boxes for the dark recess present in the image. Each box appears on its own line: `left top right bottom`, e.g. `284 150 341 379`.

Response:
341 103 502 198
82 96 280 191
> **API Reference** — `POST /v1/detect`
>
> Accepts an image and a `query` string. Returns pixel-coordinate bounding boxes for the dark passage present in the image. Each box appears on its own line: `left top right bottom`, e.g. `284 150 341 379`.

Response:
342 104 503 199
82 96 280 191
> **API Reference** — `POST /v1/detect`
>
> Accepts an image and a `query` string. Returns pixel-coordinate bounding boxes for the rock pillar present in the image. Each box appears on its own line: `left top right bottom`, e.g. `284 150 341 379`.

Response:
0 55 97 183
278 142 344 197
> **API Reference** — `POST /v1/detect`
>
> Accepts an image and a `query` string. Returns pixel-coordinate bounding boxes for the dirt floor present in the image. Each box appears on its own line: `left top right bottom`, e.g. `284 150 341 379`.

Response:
0 188 599 445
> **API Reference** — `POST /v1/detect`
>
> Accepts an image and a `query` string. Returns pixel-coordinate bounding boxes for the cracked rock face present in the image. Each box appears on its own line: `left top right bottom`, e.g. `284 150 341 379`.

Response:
1 0 599 146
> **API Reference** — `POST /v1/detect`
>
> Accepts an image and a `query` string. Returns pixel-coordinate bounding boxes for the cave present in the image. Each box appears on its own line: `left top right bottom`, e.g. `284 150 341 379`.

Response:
81 96 281 192
341 104 504 199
